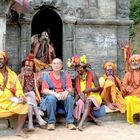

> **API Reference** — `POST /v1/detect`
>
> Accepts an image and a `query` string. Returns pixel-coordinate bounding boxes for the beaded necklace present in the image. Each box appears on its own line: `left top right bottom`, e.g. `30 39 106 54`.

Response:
130 70 140 89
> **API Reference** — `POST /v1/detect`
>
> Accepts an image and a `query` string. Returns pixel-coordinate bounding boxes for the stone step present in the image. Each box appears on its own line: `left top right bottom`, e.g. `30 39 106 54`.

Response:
99 106 126 122
100 111 126 122
0 107 128 130
0 119 9 130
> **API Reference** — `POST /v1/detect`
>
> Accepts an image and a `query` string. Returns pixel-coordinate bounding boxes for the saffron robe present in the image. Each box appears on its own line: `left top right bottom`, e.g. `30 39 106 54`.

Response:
123 71 140 124
0 67 28 118
100 75 125 113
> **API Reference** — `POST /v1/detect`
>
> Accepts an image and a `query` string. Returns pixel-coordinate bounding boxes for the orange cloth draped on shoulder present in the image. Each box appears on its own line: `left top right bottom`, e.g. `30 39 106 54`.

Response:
0 66 28 118
100 61 125 113
123 70 140 124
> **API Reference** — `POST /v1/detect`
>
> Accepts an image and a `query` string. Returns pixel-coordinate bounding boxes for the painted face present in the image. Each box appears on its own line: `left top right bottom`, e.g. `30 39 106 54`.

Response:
24 60 34 72
52 58 63 72
0 55 6 69
106 65 114 76
41 32 49 40
130 57 140 70
75 65 85 75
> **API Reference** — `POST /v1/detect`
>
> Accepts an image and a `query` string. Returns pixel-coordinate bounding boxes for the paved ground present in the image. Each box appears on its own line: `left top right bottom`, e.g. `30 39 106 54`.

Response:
0 120 140 140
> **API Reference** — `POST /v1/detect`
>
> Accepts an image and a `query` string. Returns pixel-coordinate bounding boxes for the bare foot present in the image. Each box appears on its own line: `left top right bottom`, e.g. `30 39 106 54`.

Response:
27 127 35 132
38 118 47 126
92 118 102 126
107 102 117 110
77 124 83 131
28 124 35 132
15 131 28 138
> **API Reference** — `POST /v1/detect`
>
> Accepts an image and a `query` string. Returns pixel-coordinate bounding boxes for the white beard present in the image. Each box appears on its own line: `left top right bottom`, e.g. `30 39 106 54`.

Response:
130 63 140 70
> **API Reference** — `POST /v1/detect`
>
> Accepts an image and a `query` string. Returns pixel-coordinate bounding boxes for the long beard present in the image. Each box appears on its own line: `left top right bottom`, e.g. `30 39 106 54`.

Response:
130 63 140 70
0 62 5 69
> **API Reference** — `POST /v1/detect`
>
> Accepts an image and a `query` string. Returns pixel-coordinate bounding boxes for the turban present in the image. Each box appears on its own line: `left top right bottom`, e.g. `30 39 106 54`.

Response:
103 61 116 71
0 51 8 64
129 54 140 63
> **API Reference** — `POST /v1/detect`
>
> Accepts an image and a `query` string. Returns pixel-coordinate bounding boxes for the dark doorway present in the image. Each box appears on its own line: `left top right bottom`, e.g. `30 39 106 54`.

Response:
31 8 63 59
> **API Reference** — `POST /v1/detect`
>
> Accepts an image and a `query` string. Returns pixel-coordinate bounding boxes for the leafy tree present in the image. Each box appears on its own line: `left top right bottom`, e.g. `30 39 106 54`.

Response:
130 0 140 24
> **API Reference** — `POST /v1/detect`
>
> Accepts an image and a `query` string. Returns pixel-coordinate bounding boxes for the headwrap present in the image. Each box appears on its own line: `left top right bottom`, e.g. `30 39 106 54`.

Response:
0 51 8 64
67 55 90 68
103 61 116 71
129 54 140 64
22 53 35 72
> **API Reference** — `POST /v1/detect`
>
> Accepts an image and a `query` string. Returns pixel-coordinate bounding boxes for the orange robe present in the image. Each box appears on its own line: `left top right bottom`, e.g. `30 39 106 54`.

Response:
123 70 140 124
101 75 125 113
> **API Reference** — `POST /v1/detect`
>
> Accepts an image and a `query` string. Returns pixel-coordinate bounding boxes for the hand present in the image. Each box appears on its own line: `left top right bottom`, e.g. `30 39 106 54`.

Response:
54 92 61 100
19 97 27 103
107 75 115 81
59 91 69 100
79 92 85 102
75 94 79 101
126 86 134 93
83 88 92 94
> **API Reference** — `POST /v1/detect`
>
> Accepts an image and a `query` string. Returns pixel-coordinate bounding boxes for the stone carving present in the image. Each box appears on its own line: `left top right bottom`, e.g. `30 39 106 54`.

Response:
85 0 98 8
30 0 63 10
117 0 130 18
75 8 84 18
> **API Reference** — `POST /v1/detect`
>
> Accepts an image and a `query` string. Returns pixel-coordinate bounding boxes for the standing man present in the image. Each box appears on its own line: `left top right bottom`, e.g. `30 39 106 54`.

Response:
123 54 140 124
0 51 28 138
41 58 76 130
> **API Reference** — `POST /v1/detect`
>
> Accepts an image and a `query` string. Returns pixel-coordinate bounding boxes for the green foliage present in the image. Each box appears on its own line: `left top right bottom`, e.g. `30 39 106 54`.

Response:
129 0 140 40
129 25 135 38
130 0 140 24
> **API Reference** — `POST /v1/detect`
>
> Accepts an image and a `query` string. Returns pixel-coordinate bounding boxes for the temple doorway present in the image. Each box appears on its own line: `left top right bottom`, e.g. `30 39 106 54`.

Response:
31 8 63 59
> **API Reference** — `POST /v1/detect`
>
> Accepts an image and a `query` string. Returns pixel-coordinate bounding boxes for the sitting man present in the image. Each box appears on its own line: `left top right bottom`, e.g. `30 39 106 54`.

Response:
18 57 46 131
100 61 125 113
0 51 28 138
71 55 102 131
123 54 140 124
40 58 76 130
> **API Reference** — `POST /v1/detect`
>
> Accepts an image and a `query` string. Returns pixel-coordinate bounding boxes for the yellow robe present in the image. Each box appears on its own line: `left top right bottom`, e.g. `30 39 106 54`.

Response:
0 67 28 118
80 77 102 106
100 75 125 113
125 96 140 124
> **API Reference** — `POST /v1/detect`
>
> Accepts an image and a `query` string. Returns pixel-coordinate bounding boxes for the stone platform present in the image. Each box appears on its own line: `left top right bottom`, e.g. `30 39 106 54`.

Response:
0 106 127 130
